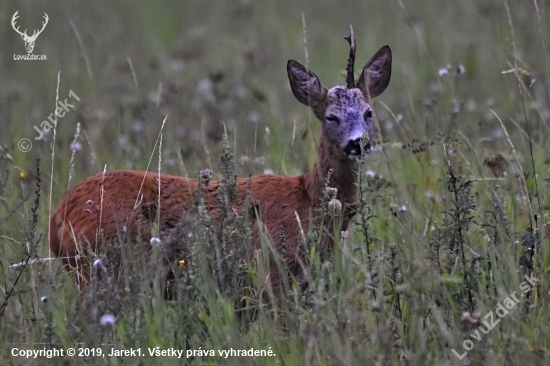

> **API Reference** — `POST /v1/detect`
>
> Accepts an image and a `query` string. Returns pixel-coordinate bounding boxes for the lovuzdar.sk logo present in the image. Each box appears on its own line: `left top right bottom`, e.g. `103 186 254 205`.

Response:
12 10 48 61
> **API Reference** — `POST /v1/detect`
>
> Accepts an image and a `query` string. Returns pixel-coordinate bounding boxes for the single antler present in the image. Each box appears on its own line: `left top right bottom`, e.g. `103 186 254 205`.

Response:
11 11 27 37
344 24 356 89
30 13 49 39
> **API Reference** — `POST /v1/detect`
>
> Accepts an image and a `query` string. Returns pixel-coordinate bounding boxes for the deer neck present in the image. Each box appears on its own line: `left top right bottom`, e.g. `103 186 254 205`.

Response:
304 134 359 207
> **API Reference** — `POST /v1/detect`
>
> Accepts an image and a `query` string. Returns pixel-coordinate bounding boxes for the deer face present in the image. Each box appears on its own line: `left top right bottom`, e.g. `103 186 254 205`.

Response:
322 87 374 158
22 35 38 54
287 39 391 160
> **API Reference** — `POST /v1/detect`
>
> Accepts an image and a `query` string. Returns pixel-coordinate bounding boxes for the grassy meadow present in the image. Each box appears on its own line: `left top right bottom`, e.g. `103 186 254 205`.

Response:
1 0 550 365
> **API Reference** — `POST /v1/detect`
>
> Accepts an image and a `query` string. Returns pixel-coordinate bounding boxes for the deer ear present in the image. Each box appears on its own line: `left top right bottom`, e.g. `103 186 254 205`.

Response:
287 60 327 107
357 46 392 100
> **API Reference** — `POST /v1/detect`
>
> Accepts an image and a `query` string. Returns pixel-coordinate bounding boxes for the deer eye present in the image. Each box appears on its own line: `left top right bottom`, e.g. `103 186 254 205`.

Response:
326 115 340 124
364 110 373 120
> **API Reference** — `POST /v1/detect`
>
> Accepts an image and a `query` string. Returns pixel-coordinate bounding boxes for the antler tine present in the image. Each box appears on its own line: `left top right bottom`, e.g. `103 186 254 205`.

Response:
42 13 49 27
11 10 19 26
343 24 356 89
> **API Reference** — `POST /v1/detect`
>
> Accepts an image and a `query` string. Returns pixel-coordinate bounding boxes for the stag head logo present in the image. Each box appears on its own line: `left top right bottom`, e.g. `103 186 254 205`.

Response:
11 11 49 54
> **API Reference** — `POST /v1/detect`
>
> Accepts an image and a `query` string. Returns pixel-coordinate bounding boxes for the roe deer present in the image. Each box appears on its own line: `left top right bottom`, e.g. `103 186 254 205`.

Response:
49 26 391 301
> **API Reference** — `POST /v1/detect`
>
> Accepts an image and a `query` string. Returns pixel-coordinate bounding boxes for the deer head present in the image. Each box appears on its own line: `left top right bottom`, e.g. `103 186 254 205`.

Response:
11 11 49 54
287 25 391 160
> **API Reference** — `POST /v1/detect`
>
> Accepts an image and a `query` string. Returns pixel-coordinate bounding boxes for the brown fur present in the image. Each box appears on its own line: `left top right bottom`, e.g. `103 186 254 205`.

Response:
49 32 392 301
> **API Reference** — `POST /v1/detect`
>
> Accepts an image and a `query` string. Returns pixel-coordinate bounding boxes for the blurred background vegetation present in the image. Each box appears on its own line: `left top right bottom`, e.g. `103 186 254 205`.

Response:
2 0 546 181
1 0 550 365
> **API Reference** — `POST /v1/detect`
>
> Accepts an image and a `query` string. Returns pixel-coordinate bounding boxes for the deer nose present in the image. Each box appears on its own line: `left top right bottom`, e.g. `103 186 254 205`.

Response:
344 138 371 156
